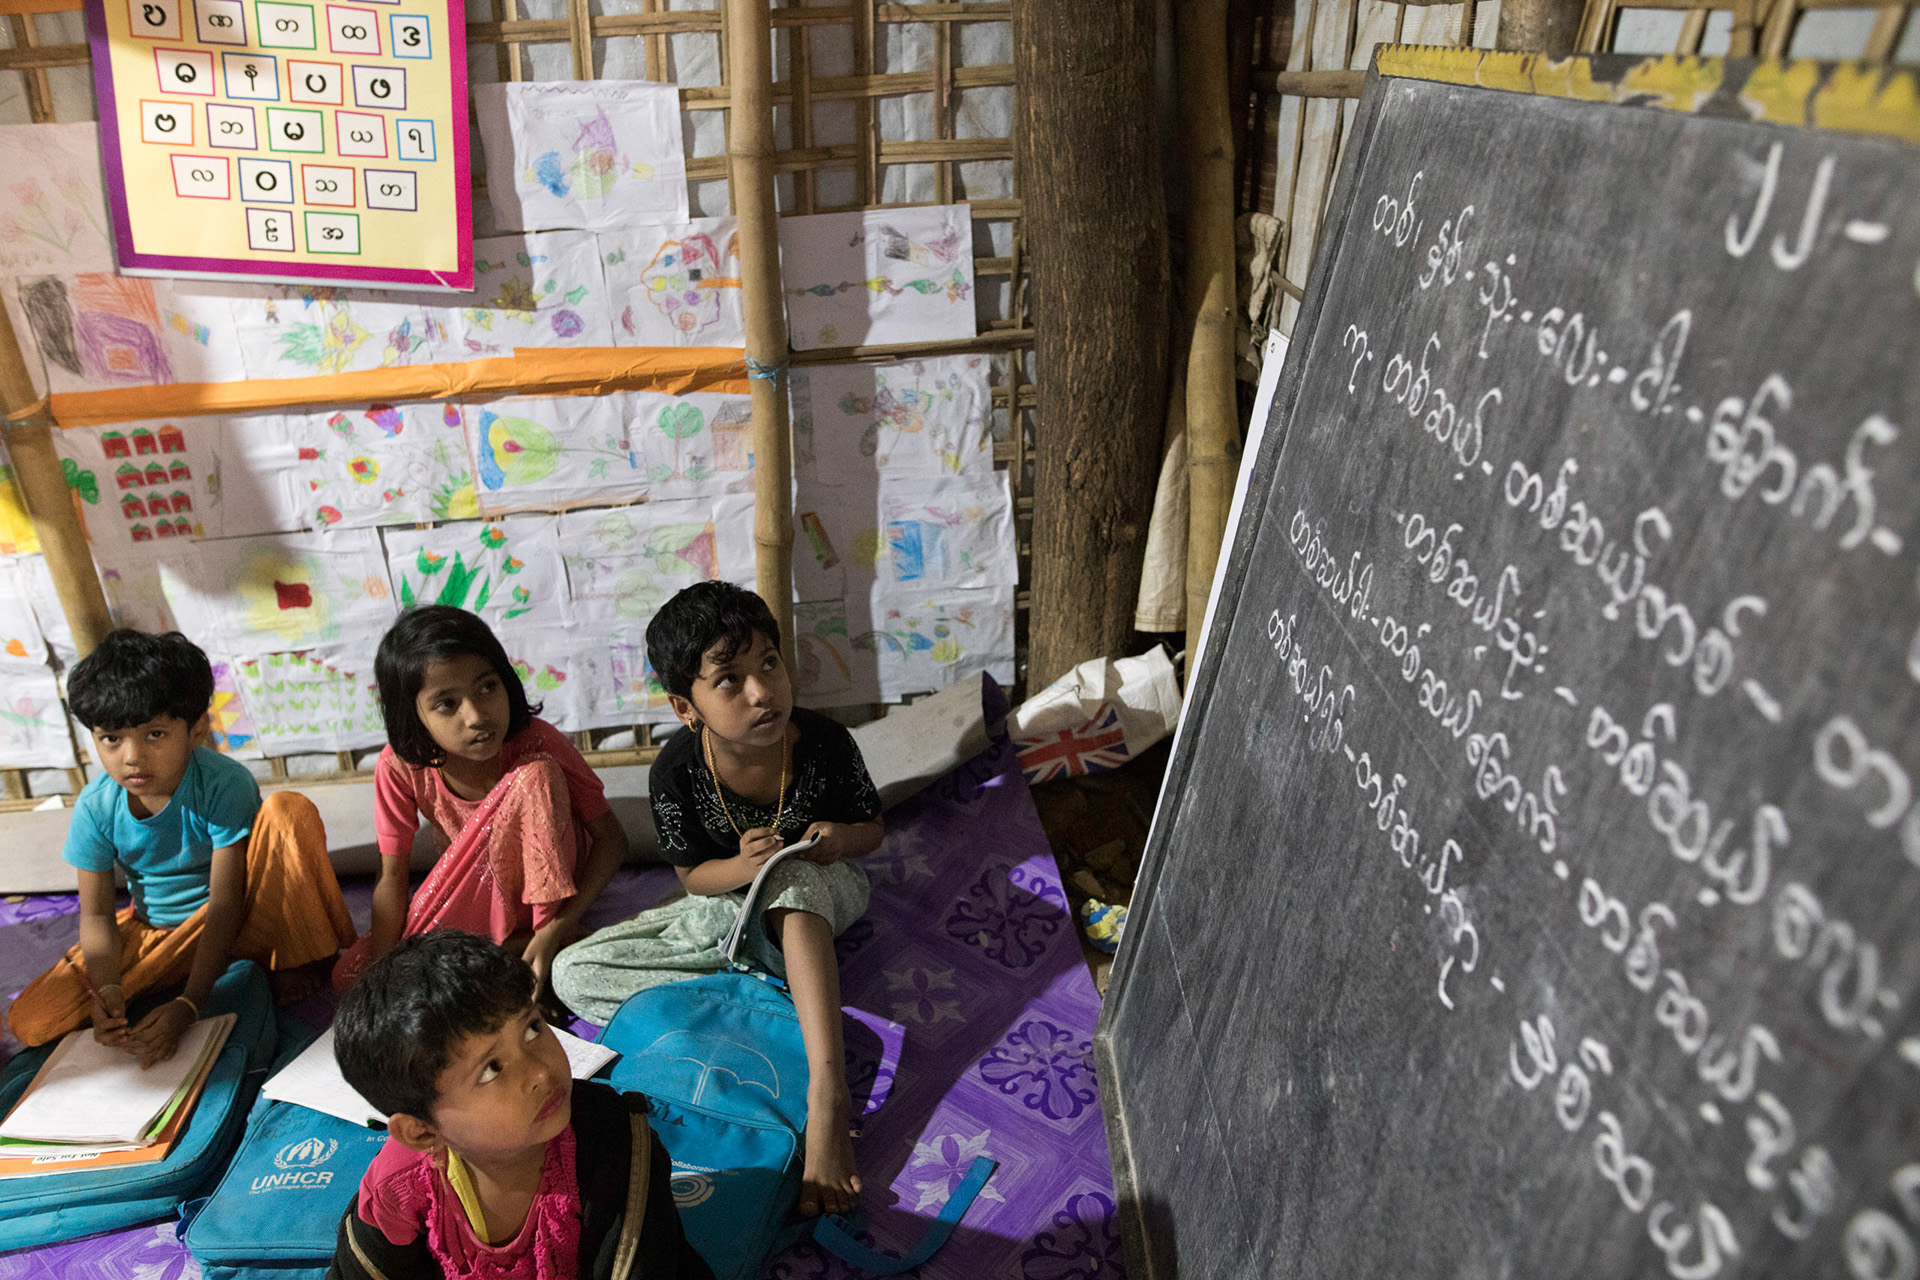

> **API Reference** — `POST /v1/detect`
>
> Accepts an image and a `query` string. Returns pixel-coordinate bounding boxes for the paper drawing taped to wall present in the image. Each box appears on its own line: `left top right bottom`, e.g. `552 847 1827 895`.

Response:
862 584 1015 699
383 515 573 627
230 650 386 755
475 81 689 234
55 418 223 560
793 355 991 484
205 656 260 758
223 404 479 533
4 275 246 395
622 392 753 498
601 218 745 347
467 396 641 514
158 529 397 660
779 204 977 350
793 597 877 708
230 285 466 380
404 232 614 354
0 559 50 672
0 125 114 277
598 626 676 724
834 474 1018 595
0 665 77 769
557 500 718 625
495 624 609 733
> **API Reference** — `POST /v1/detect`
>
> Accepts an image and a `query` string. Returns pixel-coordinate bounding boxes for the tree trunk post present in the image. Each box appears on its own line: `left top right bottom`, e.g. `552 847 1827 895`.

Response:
1016 0 1170 690
1497 0 1586 54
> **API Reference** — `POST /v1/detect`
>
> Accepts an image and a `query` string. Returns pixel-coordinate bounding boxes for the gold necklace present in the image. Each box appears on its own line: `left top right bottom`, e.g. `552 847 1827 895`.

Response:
702 724 789 837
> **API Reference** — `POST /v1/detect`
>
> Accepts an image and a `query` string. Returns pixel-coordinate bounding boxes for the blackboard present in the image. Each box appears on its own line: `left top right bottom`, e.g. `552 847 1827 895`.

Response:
1098 57 1920 1280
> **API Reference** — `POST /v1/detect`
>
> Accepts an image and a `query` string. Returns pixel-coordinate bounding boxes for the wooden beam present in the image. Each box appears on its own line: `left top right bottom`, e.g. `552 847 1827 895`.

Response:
1498 0 1585 52
0 302 111 659
1016 0 1169 687
725 0 796 668
1254 68 1368 98
1181 0 1241 671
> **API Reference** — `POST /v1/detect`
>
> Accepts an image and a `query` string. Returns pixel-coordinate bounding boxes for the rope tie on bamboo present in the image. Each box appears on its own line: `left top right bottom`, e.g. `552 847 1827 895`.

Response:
741 355 789 383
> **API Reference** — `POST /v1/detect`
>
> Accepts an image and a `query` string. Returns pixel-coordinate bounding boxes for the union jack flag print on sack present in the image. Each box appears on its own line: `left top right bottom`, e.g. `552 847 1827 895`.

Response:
1016 701 1131 783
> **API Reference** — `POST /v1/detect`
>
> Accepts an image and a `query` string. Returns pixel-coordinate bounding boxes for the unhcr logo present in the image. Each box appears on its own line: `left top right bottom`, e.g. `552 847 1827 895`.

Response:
252 1137 340 1192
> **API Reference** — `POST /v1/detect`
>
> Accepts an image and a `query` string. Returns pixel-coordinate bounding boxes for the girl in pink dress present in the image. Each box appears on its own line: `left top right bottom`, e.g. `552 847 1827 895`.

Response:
332 606 628 998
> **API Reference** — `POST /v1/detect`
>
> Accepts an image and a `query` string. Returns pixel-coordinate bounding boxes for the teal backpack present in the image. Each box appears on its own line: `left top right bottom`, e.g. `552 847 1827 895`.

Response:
601 878 994 1279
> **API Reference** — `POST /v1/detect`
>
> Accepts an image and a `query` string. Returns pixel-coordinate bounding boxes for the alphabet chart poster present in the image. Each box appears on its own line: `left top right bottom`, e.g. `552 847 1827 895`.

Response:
85 0 472 288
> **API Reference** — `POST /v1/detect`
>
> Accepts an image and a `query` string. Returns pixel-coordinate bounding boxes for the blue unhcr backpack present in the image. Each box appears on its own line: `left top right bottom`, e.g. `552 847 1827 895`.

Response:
180 1023 389 1280
602 889 995 1279
0 960 278 1251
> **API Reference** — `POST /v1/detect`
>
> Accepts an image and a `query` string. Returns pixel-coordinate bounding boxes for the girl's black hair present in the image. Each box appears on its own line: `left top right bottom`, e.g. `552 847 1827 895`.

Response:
644 581 781 700
375 606 537 767
67 629 215 731
333 931 537 1121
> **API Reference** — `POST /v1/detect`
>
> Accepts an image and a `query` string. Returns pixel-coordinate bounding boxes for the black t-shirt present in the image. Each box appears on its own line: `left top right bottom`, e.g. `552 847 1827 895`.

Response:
648 707 882 869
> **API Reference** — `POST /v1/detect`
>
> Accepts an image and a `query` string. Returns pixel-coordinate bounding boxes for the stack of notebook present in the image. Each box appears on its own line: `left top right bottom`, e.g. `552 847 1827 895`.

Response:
0 1013 235 1177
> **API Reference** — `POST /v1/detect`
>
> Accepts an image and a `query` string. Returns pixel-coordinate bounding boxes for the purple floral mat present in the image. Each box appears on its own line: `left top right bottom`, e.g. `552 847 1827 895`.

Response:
0 739 1123 1279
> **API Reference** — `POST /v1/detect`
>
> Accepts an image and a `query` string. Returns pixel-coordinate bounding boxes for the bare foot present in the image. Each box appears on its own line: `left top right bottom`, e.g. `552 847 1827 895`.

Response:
799 1084 861 1218
270 959 330 1007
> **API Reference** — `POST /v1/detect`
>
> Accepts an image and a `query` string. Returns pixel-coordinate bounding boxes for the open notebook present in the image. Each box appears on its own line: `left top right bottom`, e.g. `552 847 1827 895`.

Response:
0 1014 236 1149
719 832 823 961
262 1026 619 1129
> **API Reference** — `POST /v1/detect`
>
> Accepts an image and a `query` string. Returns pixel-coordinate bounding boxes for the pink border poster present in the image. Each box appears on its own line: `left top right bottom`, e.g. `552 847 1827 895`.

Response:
86 0 472 289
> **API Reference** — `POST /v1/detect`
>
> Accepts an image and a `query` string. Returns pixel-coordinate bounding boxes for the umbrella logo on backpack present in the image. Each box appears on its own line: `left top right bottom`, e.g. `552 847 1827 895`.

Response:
639 1032 781 1104
273 1137 339 1170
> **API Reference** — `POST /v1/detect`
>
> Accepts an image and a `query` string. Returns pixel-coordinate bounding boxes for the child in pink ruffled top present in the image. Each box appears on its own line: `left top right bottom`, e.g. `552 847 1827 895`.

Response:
331 606 628 1001
327 931 710 1280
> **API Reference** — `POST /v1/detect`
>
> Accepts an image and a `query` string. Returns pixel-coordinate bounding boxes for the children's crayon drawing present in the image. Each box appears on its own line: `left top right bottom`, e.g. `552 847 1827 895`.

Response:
0 559 50 671
383 515 573 628
793 597 879 707
600 218 746 347
0 665 77 769
844 474 1018 593
793 355 992 484
204 656 260 758
410 232 615 354
230 285 467 380
862 584 1015 699
467 396 641 514
158 530 397 660
98 561 175 636
494 624 610 733
556 500 718 625
54 419 223 560
229 650 387 756
16 555 75 666
0 124 114 276
622 391 753 498
4 275 247 396
223 404 479 533
0 445 40 558
779 204 977 350
597 626 678 724
475 81 689 234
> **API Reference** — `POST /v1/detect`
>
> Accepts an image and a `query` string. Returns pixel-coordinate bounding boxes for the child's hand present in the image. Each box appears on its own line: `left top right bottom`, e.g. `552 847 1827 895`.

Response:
89 988 128 1047
737 826 783 864
125 998 194 1068
799 822 844 863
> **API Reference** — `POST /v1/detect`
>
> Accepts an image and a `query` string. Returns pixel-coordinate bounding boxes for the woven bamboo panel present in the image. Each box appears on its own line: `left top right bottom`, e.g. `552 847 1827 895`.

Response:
0 0 1033 798
1582 0 1916 60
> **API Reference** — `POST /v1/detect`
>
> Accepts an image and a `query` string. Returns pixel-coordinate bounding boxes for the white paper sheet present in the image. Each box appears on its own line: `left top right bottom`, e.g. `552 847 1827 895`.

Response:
5 275 248 396
793 596 880 708
53 418 224 558
222 404 479 533
229 284 468 380
495 623 605 733
159 529 398 660
862 583 1016 699
467 395 643 515
0 1015 232 1145
476 81 689 234
600 217 745 347
0 558 51 671
779 204 977 350
0 665 78 769
228 648 386 755
556 499 718 626
261 1025 618 1129
395 231 616 354
832 473 1018 596
622 390 753 498
793 354 992 485
383 514 573 628
0 124 116 277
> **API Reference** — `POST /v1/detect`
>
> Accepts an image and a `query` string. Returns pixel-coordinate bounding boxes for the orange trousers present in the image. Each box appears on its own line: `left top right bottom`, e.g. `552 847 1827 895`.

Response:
6 790 358 1047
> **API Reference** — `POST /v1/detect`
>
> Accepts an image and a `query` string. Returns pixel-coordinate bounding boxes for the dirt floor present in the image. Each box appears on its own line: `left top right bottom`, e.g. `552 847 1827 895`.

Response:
1029 738 1170 995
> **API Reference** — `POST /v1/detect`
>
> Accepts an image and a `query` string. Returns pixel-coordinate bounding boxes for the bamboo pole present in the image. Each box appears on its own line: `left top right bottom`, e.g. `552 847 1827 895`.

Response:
1498 0 1586 52
725 0 796 668
0 298 111 659
1181 0 1241 673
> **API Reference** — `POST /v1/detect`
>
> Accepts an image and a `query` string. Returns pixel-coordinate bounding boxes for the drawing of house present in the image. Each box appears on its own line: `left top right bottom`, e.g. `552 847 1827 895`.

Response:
120 494 145 519
101 431 131 459
158 424 186 454
131 427 157 456
712 405 752 473
169 490 192 513
129 523 152 542
170 516 192 537
154 519 177 539
115 463 144 491
143 462 167 485
169 459 192 482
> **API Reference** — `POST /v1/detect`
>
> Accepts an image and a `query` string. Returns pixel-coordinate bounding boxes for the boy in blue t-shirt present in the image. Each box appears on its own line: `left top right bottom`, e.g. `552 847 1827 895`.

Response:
6 630 357 1064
